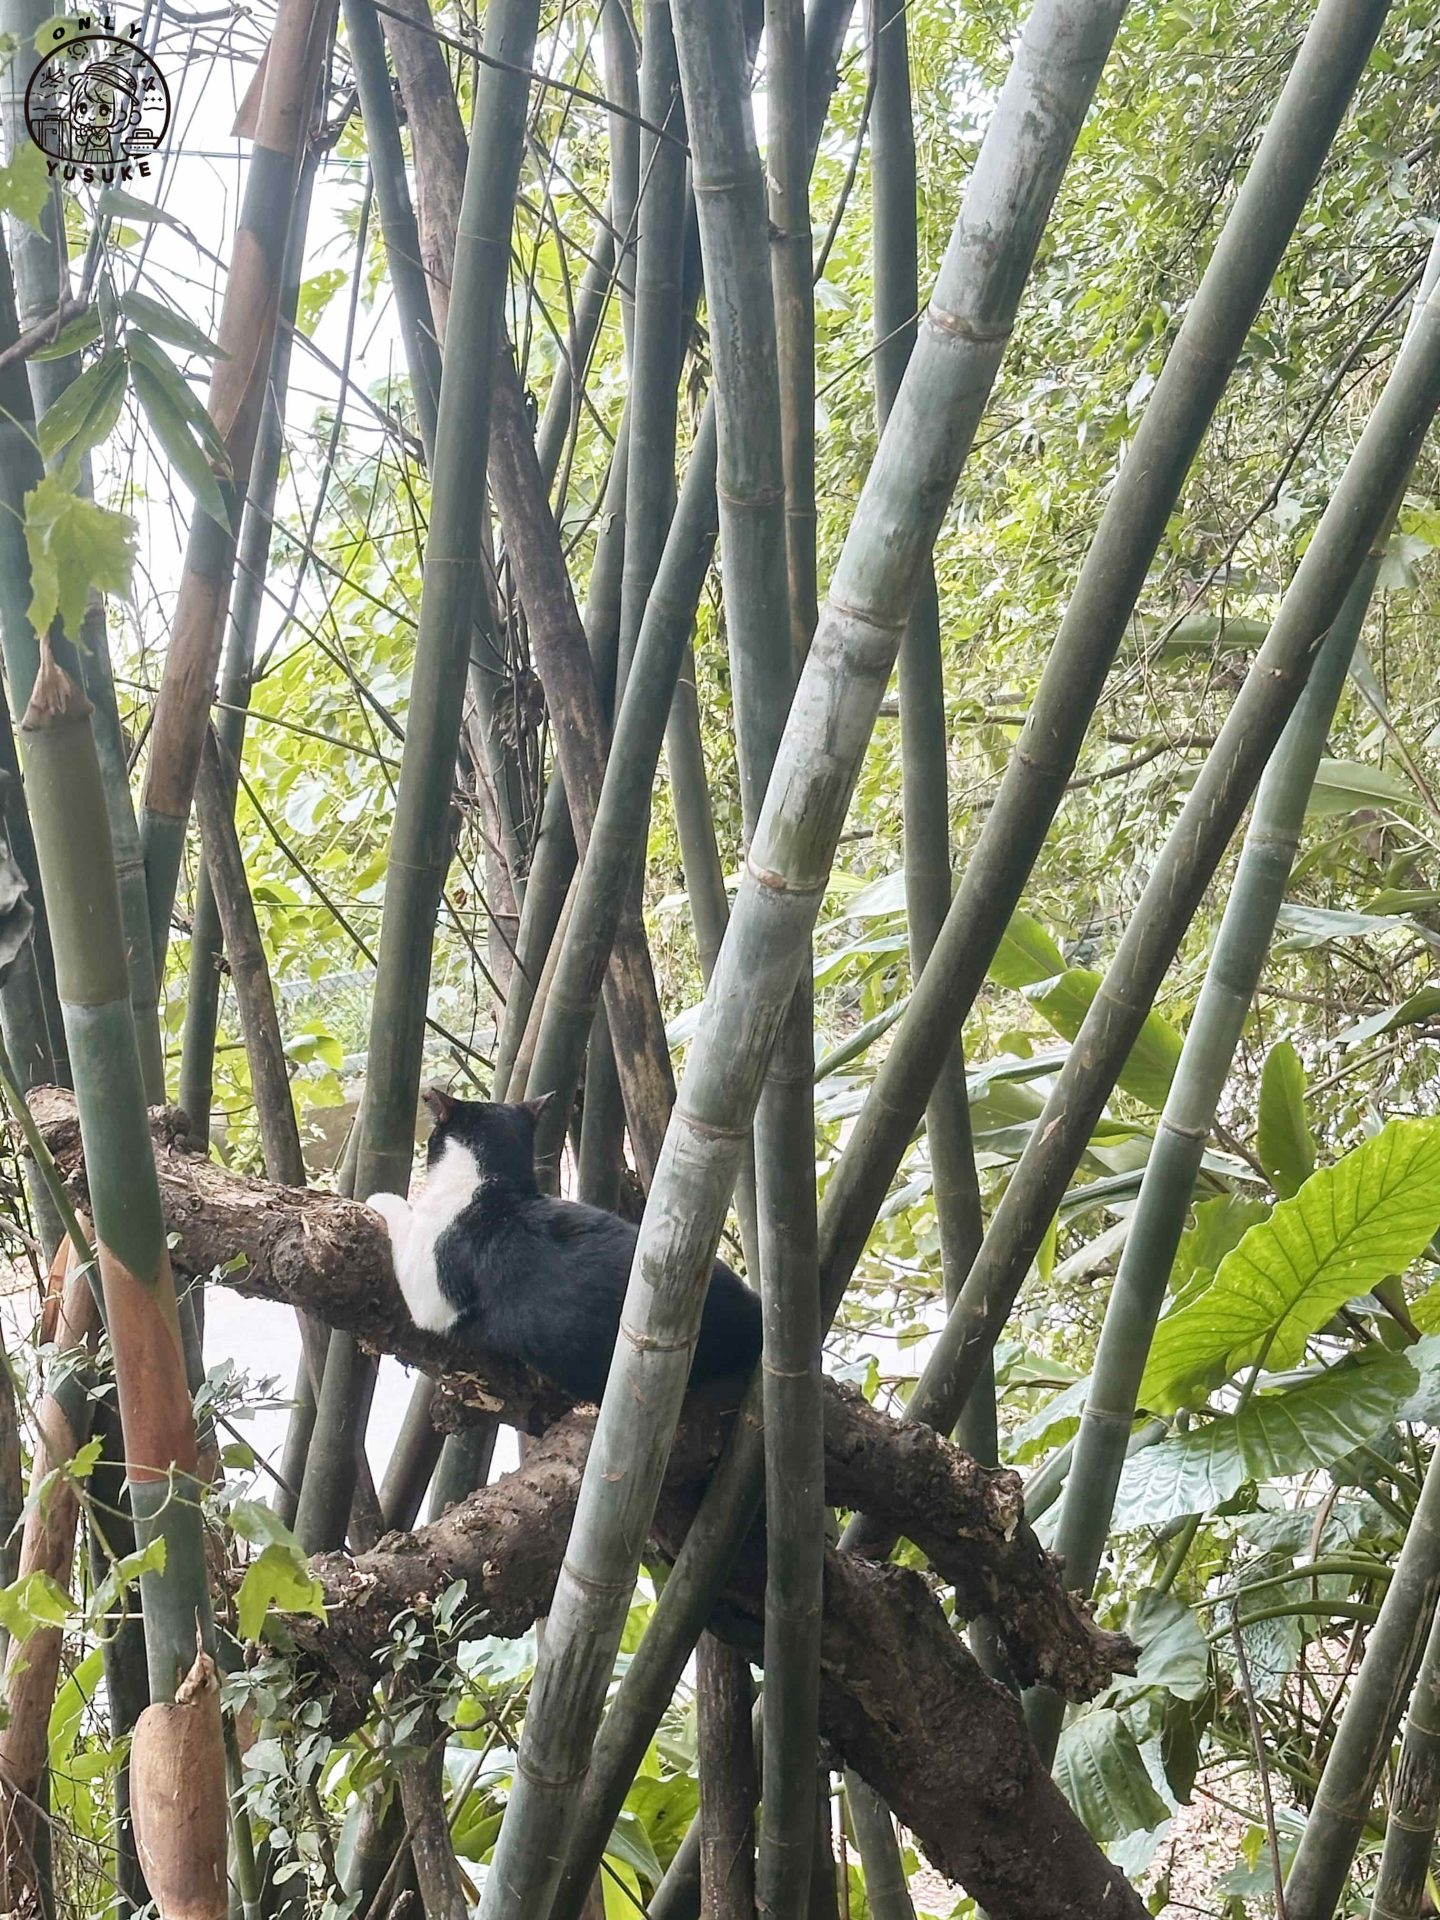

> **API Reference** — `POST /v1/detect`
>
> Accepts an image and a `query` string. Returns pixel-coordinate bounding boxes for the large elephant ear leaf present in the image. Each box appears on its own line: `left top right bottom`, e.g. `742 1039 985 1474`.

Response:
1140 1117 1440 1414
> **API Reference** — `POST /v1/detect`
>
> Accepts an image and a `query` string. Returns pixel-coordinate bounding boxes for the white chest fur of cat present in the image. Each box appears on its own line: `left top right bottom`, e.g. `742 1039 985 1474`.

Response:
368 1138 480 1334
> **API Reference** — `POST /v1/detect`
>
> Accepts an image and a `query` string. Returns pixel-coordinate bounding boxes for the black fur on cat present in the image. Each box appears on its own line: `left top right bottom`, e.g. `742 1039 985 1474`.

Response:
424 1090 762 1404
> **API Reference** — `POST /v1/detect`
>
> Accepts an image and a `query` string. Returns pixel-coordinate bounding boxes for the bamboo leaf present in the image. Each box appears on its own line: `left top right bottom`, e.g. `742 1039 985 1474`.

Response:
1335 986 1440 1048
1025 967 1183 1109
35 349 127 464
29 308 103 360
1114 1348 1418 1528
1140 1118 1440 1412
1306 757 1421 817
1256 1039 1315 1197
120 290 227 360
1053 1709 1170 1842
23 472 136 640
988 910 1067 989
129 358 230 529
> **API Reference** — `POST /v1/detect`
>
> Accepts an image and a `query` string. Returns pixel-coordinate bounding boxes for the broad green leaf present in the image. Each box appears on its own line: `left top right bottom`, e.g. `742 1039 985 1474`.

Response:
1009 1373 1088 1463
1129 1590 1209 1702
35 350 127 463
235 1542 326 1640
0 1570 73 1645
824 870 905 921
1168 1194 1271 1308
126 332 225 457
1154 613 1269 655
48 1643 106 1768
1053 1709 1169 1843
1025 967 1182 1109
1114 1349 1417 1527
120 289 226 359
229 1496 305 1551
1306 758 1420 818
24 472 136 640
603 1809 664 1888
0 141 47 232
129 359 229 528
1256 1040 1315 1198
988 910 1066 990
1140 1120 1440 1411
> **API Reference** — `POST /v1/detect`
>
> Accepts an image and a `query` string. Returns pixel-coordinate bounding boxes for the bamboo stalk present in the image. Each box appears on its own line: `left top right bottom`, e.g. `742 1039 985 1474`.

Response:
1285 1443 1440 1918
1027 234 1440 1764
813 0 1395 1322
477 7 1122 1913
179 146 319 1144
139 0 335 966
294 0 541 1559
0 1243 99 1912
844 1775 916 1920
21 647 220 1741
1369 1603 1440 1920
697 1633 757 1920
600 0 641 356
845 279 1440 1534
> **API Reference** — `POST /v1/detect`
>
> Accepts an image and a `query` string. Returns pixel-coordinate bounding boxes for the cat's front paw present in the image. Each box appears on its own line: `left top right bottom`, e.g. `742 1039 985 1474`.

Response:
367 1192 410 1240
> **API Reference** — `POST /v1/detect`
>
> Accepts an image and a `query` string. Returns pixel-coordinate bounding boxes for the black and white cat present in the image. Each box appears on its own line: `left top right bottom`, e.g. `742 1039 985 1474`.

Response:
367 1089 762 1404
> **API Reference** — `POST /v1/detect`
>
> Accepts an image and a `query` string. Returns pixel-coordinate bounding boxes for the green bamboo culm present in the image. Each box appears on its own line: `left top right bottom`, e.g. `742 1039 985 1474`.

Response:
0 0 159 1104
671 0 824 1905
844 1775 916 1920
20 647 216 1703
842 274 1440 1557
1026 230 1440 1766
295 0 542 1557
1285 1441 1440 1918
0 239 62 1097
179 142 319 1144
1369 1604 1440 1920
138 0 334 970
813 0 1395 1322
477 5 1125 1914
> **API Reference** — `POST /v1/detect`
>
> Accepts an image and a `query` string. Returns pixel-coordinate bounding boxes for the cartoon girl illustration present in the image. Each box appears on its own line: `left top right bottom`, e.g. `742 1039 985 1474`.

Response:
64 59 143 165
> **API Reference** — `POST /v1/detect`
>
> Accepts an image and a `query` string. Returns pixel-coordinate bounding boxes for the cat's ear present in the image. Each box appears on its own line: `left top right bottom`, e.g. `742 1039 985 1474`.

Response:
522 1090 554 1125
422 1085 456 1126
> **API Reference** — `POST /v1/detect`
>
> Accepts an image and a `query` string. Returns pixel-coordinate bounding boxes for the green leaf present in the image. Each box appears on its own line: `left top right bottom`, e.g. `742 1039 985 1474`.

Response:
1129 1590 1209 1702
0 1570 73 1645
1256 1040 1315 1198
1053 1709 1169 1843
1168 1195 1271 1309
35 350 127 463
1336 986 1440 1049
1114 1348 1418 1527
1275 903 1408 949
24 472 136 640
229 1497 305 1551
988 910 1066 990
28 308 103 360
1140 1119 1440 1412
0 140 48 233
129 356 229 528
1025 967 1182 1109
1306 758 1420 817
119 290 226 359
235 1542 327 1640
603 1809 664 1888
95 187 193 233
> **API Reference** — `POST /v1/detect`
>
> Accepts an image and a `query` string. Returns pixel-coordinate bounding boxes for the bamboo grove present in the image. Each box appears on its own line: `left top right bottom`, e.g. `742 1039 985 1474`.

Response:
1 0 1440 1914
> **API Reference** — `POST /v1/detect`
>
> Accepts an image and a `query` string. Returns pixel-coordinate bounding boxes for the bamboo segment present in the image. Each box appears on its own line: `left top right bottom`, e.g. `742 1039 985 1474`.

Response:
0 1243 99 1912
477 6 1124 1915
1369 1605 1440 1920
856 277 1440 1510
1026 230 1440 1765
292 0 542 1560
139 0 334 966
814 0 1396 1319
21 651 217 1710
1285 1444 1440 1918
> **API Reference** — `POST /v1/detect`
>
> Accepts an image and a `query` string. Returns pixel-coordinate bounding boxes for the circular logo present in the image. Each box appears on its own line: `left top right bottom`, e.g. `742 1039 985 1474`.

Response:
24 24 170 181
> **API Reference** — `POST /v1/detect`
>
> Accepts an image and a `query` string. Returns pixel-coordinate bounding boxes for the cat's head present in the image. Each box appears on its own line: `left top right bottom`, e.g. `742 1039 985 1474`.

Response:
422 1087 553 1191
